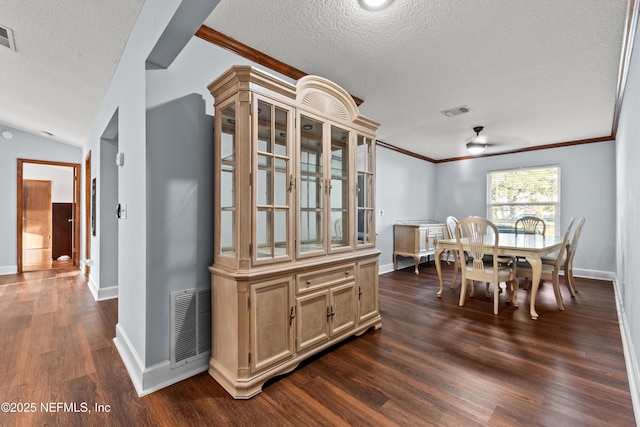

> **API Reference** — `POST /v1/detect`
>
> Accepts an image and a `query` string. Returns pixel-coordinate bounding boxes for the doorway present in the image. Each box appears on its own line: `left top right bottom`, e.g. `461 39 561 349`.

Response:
17 159 80 272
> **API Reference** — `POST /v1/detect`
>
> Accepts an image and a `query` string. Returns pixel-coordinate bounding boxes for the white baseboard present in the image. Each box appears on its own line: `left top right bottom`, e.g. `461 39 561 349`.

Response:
572 268 616 281
87 275 118 301
613 276 640 424
113 323 145 396
379 262 395 275
0 265 18 276
113 323 210 397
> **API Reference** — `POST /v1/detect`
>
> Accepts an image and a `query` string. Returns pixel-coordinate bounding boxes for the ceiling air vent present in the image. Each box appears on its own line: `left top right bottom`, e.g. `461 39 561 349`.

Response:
0 25 16 51
441 105 471 117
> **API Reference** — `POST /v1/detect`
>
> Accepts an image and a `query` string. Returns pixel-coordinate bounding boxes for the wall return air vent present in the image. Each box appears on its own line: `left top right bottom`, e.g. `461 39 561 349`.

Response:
0 25 16 51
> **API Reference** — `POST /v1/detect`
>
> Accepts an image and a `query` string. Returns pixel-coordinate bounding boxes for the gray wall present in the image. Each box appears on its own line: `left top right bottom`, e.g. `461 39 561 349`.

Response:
145 93 214 365
375 146 437 272
100 137 119 288
615 12 640 419
0 125 82 274
375 140 617 277
433 141 616 274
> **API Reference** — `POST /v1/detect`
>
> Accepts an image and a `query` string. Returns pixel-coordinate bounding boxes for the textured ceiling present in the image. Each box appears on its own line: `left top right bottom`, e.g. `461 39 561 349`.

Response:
204 0 630 160
0 1 632 161
0 0 144 146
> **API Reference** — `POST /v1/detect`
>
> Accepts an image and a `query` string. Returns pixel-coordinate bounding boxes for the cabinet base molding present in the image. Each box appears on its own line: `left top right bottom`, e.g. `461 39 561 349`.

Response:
208 316 381 399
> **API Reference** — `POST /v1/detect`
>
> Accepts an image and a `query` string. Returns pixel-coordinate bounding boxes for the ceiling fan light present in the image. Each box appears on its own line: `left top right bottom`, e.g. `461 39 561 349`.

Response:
466 141 487 154
358 0 394 11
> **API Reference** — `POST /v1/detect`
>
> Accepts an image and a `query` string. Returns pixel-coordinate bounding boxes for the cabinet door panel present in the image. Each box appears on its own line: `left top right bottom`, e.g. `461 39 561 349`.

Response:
251 278 294 373
358 260 379 323
330 282 356 336
296 291 329 352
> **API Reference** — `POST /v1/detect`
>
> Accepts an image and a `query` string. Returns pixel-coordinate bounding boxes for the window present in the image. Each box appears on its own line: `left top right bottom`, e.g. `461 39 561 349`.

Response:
487 166 560 236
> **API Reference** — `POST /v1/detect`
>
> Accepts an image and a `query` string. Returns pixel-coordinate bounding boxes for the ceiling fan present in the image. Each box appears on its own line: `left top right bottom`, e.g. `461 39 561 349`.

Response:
466 126 488 154
465 126 528 155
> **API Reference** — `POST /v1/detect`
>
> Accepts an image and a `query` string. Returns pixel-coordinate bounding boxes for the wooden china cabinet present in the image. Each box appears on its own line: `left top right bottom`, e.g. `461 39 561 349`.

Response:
208 66 381 399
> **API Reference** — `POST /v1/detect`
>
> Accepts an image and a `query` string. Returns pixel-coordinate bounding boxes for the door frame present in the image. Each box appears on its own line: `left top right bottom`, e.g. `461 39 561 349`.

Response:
17 158 81 273
84 151 91 274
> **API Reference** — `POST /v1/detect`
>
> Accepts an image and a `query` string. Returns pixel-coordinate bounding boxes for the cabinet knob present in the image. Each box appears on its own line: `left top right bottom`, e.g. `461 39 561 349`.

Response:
306 280 311 286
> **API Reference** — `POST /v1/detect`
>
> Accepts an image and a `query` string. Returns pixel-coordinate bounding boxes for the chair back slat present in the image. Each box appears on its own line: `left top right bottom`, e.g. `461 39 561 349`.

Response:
456 217 497 268
515 216 546 236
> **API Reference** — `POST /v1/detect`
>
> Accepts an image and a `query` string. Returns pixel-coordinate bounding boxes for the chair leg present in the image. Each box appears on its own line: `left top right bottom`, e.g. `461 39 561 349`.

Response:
564 273 575 297
493 283 499 315
567 262 578 294
485 282 491 298
551 276 565 311
563 259 575 297
459 279 468 307
510 279 519 308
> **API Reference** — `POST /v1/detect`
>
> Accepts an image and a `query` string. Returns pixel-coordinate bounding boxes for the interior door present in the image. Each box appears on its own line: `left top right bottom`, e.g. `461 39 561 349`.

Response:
52 203 73 259
23 179 52 269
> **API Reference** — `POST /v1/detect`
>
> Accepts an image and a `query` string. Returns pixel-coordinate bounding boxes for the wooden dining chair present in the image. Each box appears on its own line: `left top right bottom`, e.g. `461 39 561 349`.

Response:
445 216 462 290
446 215 492 298
541 217 574 295
564 217 585 295
455 217 518 315
516 220 573 311
514 216 546 236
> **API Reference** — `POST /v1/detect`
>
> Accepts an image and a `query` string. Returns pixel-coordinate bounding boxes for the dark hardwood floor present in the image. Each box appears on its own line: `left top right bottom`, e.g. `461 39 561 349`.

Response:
0 263 635 426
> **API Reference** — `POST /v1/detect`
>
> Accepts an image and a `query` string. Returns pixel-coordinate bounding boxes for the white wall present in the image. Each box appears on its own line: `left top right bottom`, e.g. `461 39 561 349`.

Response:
0 125 81 274
23 163 74 203
434 141 616 275
615 12 640 421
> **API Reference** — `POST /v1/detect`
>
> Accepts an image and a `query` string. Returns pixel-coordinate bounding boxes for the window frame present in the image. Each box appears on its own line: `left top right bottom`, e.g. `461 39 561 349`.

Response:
486 165 561 236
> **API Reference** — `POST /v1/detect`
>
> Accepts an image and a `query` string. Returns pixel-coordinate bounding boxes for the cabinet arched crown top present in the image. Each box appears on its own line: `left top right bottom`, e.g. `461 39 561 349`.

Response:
296 75 359 123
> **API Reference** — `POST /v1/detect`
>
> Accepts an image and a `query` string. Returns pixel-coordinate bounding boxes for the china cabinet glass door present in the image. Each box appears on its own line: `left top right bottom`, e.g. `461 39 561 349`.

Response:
254 97 293 263
219 101 236 258
298 115 324 255
330 126 350 250
357 135 375 246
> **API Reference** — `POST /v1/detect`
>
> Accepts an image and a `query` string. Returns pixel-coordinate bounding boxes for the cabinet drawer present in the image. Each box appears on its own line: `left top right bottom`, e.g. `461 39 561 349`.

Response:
296 264 355 293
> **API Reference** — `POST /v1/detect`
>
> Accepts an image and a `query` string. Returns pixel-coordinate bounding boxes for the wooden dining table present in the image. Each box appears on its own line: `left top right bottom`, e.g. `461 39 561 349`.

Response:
434 233 564 320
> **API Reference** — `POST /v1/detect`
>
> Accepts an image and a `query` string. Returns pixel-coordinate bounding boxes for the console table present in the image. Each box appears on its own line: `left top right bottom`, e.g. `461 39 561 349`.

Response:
393 222 448 274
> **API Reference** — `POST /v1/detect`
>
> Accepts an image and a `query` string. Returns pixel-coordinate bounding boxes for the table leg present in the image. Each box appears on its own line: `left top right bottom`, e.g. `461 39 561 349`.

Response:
435 247 445 297
526 256 542 320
